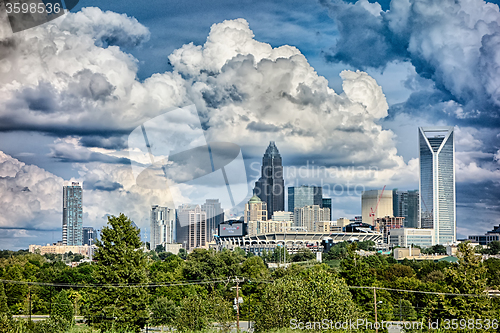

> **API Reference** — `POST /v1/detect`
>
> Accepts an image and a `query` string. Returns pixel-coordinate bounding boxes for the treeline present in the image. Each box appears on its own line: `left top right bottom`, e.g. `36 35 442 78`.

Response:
1 214 500 333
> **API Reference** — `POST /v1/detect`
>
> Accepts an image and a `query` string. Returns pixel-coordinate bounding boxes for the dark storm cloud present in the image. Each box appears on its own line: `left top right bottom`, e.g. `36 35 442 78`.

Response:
321 0 500 121
79 135 127 150
49 143 132 164
83 178 123 192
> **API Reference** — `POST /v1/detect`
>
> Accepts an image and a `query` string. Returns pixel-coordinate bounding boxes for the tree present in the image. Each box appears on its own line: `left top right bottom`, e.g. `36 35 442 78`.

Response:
51 290 74 323
207 292 234 333
150 297 177 332
486 241 500 255
439 242 493 319
178 248 187 260
254 266 362 331
175 294 209 332
155 245 165 253
85 214 149 332
0 284 8 317
290 248 315 262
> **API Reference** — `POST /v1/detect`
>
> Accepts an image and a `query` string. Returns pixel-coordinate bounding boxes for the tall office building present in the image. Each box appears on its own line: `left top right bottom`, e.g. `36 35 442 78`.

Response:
62 182 83 246
287 186 323 212
150 205 176 251
419 127 456 244
393 189 420 228
201 199 224 241
244 195 268 223
82 227 95 246
361 190 393 226
254 142 285 219
322 198 332 220
176 204 207 251
293 205 330 232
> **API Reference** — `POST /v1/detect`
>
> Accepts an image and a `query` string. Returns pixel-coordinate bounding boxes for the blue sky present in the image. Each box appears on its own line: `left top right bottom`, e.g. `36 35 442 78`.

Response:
0 0 499 249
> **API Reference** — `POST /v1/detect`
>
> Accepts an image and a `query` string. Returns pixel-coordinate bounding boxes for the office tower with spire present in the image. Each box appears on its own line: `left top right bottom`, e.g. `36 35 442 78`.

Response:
254 141 285 219
62 182 83 246
419 127 456 244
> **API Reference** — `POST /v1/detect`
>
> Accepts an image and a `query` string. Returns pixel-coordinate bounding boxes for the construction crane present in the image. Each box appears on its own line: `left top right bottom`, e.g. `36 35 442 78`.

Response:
369 185 386 225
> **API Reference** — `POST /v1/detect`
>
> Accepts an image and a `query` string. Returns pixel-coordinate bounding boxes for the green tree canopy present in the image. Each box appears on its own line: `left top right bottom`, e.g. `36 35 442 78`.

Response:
85 213 149 332
255 266 362 331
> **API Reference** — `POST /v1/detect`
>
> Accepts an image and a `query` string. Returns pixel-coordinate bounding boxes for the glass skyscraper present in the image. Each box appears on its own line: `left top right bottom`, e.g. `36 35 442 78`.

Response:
392 189 419 229
201 199 224 241
62 182 83 246
288 185 323 213
419 127 456 245
254 142 285 219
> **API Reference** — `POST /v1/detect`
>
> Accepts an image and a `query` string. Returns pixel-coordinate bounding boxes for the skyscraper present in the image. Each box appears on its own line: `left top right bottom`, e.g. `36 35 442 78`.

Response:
176 204 207 251
393 189 420 228
361 190 392 225
62 182 83 246
244 195 267 223
82 227 95 246
201 199 224 241
254 141 285 219
150 205 176 251
287 185 323 212
419 127 456 244
293 205 330 232
322 198 332 220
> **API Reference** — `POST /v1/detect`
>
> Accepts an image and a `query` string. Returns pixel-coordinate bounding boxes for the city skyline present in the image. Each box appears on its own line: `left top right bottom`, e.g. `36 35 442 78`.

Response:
1 0 499 249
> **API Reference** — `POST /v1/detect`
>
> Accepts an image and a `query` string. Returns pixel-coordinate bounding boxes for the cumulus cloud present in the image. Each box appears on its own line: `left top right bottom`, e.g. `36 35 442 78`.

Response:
321 0 500 118
0 151 63 230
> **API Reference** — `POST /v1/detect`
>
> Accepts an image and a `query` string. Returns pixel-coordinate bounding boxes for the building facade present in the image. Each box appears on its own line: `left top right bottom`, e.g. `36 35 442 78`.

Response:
176 204 207 251
272 211 293 222
150 205 176 251
468 225 500 245
201 199 224 241
287 185 323 212
293 205 330 232
62 182 83 246
82 227 95 246
244 195 267 223
374 216 404 244
247 220 293 236
254 142 285 219
322 198 332 220
419 127 456 244
389 228 435 248
393 189 420 229
361 189 393 226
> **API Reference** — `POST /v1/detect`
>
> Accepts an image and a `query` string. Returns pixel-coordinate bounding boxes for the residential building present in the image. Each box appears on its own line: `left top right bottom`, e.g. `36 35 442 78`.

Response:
315 221 341 233
393 189 420 228
150 205 176 251
419 127 456 244
272 211 293 222
247 220 293 236
288 185 323 212
201 199 224 241
62 182 83 246
361 190 393 226
336 218 350 230
389 228 435 248
244 195 267 223
253 142 285 219
29 243 92 257
176 204 207 251
293 205 330 232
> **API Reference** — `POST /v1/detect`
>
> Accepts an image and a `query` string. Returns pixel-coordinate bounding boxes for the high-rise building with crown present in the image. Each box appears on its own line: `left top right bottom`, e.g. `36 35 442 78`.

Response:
254 141 285 219
419 127 456 245
62 182 83 246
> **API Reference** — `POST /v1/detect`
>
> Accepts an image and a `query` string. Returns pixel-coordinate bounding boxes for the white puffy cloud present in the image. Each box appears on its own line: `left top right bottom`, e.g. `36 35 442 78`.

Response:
0 151 63 230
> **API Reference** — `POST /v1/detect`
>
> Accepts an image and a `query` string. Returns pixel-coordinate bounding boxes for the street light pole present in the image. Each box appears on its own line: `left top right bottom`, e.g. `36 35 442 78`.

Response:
374 287 378 333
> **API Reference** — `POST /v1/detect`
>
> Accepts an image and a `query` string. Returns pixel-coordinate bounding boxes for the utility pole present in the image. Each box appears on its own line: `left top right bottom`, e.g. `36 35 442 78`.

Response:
231 276 244 331
373 287 378 333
